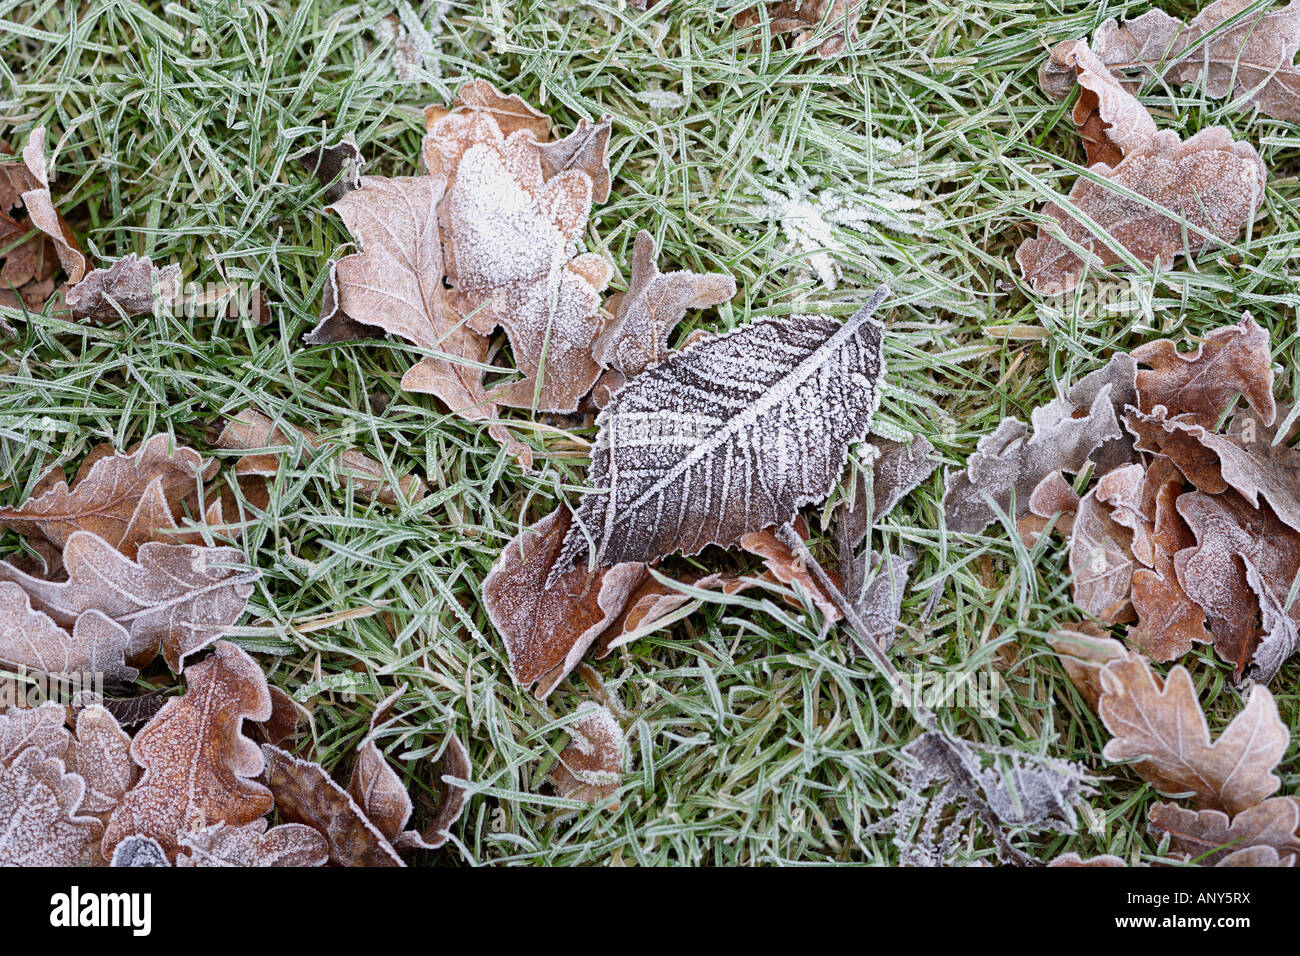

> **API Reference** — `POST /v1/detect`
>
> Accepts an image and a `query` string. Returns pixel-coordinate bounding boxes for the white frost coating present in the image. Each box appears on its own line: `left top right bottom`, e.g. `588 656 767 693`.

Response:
633 90 687 111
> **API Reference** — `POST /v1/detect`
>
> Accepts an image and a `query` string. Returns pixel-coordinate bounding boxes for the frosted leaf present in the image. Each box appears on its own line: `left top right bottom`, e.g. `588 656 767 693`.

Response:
16 127 85 284
844 548 914 654
865 732 1094 866
1099 650 1287 814
1017 470 1079 546
66 705 137 817
1043 40 1157 167
256 685 299 749
1068 352 1139 472
0 530 258 670
553 288 889 577
484 506 645 698
591 571 732 659
1049 1 1300 124
1045 625 1126 711
739 518 841 623
1016 127 1265 296
1133 315 1275 429
261 743 404 867
215 407 427 507
1243 557 1299 687
66 254 181 323
1123 405 1226 491
0 585 135 681
1175 491 1300 679
592 230 736 378
102 689 167 731
735 0 863 58
0 701 71 766
0 749 101 865
176 819 328 867
110 833 170 867
0 432 215 553
102 642 273 860
538 118 612 204
1148 797 1300 867
1128 474 1210 662
841 433 937 548
1179 406 1300 536
942 385 1122 534
296 134 364 204
425 78 551 146
439 131 612 413
1047 852 1128 866
550 703 625 806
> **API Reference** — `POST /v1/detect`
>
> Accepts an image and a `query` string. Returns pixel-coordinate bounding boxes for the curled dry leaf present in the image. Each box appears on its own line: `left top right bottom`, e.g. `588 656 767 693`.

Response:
296 134 365 204
0 530 259 671
538 118 612 205
1149 797 1300 866
102 641 274 860
550 703 625 806
176 819 328 867
942 385 1122 534
738 518 841 624
1132 315 1275 429
65 254 182 323
841 433 938 548
0 432 215 554
735 0 863 58
261 743 403 867
1099 651 1287 814
553 287 888 577
842 548 914 654
591 571 731 659
484 505 646 699
215 407 426 507
1017 123 1265 296
1045 625 1127 711
349 687 471 851
1047 0 1300 125
1044 39 1157 167
591 230 736 378
1175 490 1300 681
1017 470 1079 546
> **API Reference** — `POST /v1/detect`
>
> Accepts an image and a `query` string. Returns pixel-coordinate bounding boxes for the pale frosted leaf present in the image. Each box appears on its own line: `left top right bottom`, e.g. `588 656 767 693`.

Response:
176 819 328 867
1099 651 1287 814
592 230 736 377
1046 625 1127 711
1149 797 1300 866
1047 852 1128 866
109 834 170 867
0 530 258 670
67 705 137 816
554 287 888 576
0 749 101 865
550 703 625 806
66 254 181 323
102 641 273 859
538 118 612 204
17 127 85 283
1042 40 1157 166
0 701 70 766
0 584 134 681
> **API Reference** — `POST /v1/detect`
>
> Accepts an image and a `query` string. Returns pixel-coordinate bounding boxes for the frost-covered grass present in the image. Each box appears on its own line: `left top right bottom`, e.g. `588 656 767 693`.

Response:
1 0 1297 865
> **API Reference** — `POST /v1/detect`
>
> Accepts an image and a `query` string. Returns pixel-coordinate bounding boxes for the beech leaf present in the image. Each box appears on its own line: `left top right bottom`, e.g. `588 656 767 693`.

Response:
553 287 888 577
102 641 274 859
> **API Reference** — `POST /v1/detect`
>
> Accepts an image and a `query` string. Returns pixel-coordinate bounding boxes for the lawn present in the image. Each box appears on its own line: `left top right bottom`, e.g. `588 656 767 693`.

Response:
1 0 1296 865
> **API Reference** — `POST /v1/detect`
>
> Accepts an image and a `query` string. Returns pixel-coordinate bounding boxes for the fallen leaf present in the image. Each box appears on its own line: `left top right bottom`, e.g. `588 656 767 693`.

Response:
1043 39 1157 166
1046 625 1127 711
0 530 259 670
843 548 915 654
1017 469 1079 546
0 585 135 681
1175 490 1300 679
297 134 365 204
1099 651 1287 814
550 703 625 806
538 118 613 205
260 743 404 866
0 702 71 764
102 641 274 859
176 818 329 867
1149 797 1300 866
1132 315 1275 429
484 506 646 698
1069 480 1137 623
0 748 101 865
1047 852 1128 866
590 571 730 658
1017 125 1265 296
0 433 216 553
842 433 938 547
553 287 888 576
736 0 862 57
109 833 170 867
14 127 85 285
943 385 1122 534
65 705 137 817
65 254 182 323
591 230 735 378
215 408 426 507
739 518 841 623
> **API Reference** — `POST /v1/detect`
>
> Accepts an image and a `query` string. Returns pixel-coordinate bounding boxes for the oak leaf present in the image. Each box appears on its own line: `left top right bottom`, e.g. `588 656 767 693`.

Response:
591 230 736 378
0 530 259 670
0 748 101 865
1149 797 1300 866
1069 478 1138 623
0 585 135 682
553 287 888 576
66 705 138 818
176 819 328 867
1043 39 1157 167
102 641 274 859
1099 651 1287 814
735 0 862 58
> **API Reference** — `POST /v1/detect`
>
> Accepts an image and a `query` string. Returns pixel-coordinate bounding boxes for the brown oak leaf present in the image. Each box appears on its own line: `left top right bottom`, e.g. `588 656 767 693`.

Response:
176 818 328 867
1043 39 1158 167
102 641 274 859
0 748 102 865
1099 651 1287 814
591 230 735 378
0 585 135 681
735 0 862 57
1069 481 1137 624
1149 797 1300 866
